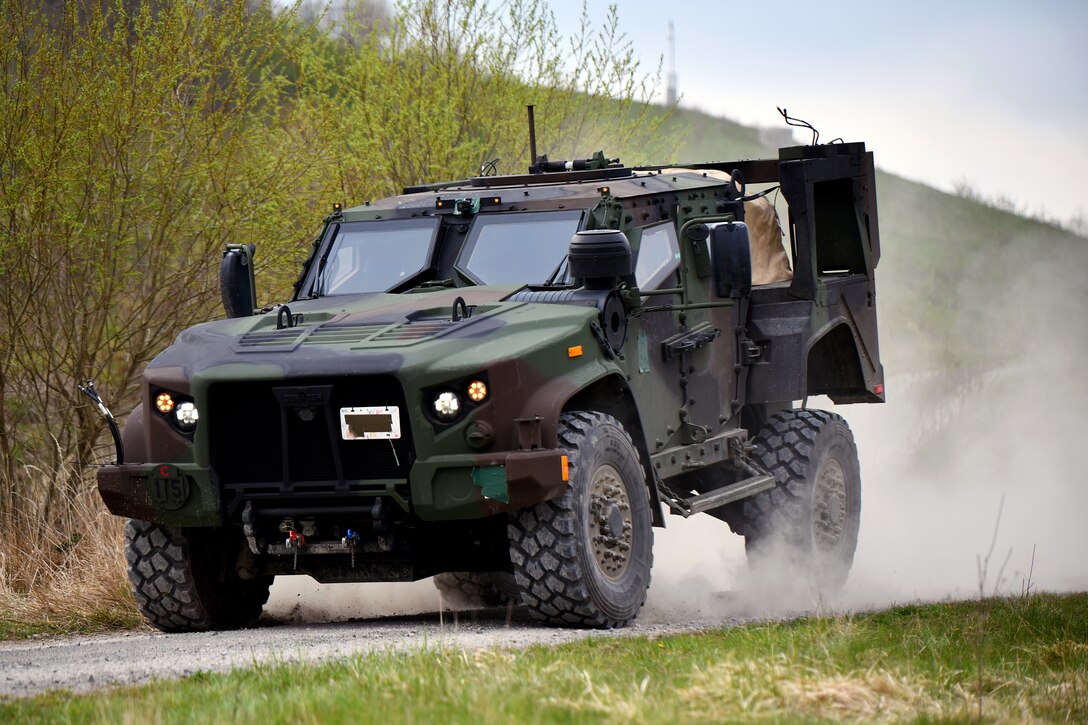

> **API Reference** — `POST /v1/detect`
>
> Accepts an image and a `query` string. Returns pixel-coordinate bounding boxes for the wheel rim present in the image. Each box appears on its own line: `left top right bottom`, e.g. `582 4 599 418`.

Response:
587 463 633 580
812 456 848 555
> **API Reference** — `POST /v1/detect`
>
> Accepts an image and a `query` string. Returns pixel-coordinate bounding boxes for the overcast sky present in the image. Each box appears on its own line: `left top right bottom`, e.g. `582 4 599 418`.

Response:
544 0 1087 222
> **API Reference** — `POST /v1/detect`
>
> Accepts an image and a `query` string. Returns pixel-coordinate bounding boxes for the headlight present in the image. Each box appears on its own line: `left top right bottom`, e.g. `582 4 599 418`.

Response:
432 391 461 421
174 401 199 431
424 373 489 427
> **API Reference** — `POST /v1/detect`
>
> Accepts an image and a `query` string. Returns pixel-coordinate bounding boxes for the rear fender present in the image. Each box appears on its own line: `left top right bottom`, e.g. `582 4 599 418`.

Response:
806 321 883 403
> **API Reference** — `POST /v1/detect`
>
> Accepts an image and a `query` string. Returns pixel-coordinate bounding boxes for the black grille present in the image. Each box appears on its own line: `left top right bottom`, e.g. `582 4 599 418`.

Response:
208 376 415 496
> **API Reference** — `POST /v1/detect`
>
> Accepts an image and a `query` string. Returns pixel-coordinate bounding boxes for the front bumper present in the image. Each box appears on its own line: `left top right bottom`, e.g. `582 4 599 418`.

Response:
97 448 568 526
97 463 222 526
410 448 568 520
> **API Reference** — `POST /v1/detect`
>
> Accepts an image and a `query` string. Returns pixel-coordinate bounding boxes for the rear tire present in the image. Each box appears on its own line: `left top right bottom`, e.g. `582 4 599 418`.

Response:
125 519 272 632
433 571 520 608
738 409 861 593
508 411 653 628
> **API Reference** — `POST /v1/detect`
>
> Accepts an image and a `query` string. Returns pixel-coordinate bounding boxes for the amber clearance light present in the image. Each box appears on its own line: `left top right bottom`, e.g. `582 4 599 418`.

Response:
155 392 175 414
467 380 488 403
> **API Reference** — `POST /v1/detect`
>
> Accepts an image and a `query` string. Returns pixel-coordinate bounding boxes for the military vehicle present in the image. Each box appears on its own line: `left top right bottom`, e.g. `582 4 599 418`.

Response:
90 121 884 631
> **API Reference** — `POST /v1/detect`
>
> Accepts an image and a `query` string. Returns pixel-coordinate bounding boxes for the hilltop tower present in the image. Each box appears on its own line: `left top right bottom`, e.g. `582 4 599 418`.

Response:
666 21 677 106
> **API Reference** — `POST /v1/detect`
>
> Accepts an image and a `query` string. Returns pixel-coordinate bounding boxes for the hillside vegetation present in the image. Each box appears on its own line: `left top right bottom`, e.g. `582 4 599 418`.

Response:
667 106 1088 376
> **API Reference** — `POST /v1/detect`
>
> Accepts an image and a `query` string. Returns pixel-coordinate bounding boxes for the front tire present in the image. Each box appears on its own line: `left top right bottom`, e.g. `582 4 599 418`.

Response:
738 409 861 593
125 519 272 632
508 411 653 628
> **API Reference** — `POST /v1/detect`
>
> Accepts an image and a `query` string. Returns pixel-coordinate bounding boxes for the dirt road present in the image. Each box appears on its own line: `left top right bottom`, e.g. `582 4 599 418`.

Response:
0 608 739 698
0 515 760 699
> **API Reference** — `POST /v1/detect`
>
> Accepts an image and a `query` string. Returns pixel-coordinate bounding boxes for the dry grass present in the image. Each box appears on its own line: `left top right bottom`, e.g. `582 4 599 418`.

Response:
679 655 942 720
0 473 138 638
546 667 651 721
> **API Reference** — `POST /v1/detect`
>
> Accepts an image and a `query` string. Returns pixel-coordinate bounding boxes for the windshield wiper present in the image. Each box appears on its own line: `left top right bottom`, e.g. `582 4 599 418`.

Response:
311 257 328 298
415 279 456 289
543 256 569 286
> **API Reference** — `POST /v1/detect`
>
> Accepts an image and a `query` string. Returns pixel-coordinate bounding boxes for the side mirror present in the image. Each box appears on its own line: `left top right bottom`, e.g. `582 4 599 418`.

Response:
710 223 752 298
220 243 257 318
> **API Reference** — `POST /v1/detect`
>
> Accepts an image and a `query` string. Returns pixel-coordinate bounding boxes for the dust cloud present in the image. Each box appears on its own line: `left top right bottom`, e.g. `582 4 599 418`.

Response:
266 578 441 622
644 223 1088 618
267 224 1088 624
643 358 1088 621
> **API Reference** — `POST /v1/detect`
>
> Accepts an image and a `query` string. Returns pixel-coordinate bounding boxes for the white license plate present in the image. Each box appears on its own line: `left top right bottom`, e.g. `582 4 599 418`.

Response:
340 406 401 440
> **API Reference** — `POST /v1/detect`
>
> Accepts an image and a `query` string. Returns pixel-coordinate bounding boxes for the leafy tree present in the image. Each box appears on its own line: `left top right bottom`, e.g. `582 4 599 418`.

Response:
0 0 319 536
295 0 669 200
0 0 673 565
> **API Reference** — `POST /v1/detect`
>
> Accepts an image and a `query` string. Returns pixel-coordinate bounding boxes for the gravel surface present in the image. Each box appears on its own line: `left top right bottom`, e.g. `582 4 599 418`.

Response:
0 609 741 698
0 517 771 700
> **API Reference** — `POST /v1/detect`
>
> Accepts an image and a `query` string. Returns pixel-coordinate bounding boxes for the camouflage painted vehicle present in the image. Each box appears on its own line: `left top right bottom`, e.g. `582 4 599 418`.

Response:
94 139 884 631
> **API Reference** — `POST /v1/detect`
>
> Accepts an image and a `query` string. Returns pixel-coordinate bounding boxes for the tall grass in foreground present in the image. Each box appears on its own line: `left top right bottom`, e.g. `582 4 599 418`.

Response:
0 467 137 639
4 594 1085 722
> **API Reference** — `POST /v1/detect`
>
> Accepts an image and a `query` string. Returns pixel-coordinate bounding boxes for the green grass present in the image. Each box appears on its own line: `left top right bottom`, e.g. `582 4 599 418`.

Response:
4 593 1085 722
0 608 143 641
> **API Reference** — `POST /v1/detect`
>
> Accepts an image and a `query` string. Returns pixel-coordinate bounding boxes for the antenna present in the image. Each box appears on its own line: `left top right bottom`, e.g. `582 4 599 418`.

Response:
527 105 539 169
666 21 677 106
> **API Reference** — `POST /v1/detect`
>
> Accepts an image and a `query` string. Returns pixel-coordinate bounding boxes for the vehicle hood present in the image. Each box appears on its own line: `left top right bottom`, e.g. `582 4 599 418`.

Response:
146 286 598 381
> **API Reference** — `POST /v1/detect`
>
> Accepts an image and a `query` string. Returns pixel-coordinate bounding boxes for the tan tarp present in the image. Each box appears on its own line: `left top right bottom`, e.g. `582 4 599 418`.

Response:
661 169 793 285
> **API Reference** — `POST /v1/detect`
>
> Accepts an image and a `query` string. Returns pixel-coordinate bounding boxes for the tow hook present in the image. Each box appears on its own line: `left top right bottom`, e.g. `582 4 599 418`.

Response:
285 529 305 570
341 529 361 568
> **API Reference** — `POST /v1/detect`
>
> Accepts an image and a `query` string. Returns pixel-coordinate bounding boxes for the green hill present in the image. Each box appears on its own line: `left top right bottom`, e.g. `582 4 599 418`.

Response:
660 106 1088 377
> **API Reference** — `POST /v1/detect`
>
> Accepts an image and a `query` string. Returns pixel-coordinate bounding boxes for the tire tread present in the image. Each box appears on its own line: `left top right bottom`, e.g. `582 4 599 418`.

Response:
736 409 860 588
508 411 652 628
125 519 270 632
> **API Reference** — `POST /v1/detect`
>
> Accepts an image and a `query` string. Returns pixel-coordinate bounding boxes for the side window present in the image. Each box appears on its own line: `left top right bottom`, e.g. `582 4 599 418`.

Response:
634 222 680 290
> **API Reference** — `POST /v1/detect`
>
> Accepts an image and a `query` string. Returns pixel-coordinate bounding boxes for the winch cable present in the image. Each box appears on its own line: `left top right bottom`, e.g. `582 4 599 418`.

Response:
77 380 124 465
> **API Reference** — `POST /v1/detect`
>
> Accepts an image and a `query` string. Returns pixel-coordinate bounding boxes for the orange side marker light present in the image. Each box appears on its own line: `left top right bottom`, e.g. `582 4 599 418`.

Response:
567 345 583 358
467 380 488 402
560 455 569 482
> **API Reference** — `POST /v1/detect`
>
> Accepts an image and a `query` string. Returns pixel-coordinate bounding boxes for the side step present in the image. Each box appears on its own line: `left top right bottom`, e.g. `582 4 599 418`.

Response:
657 460 775 518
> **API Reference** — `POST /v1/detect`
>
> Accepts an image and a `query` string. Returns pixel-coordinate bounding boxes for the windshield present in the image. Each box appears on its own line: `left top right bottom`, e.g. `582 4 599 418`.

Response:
313 218 438 296
457 210 582 285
